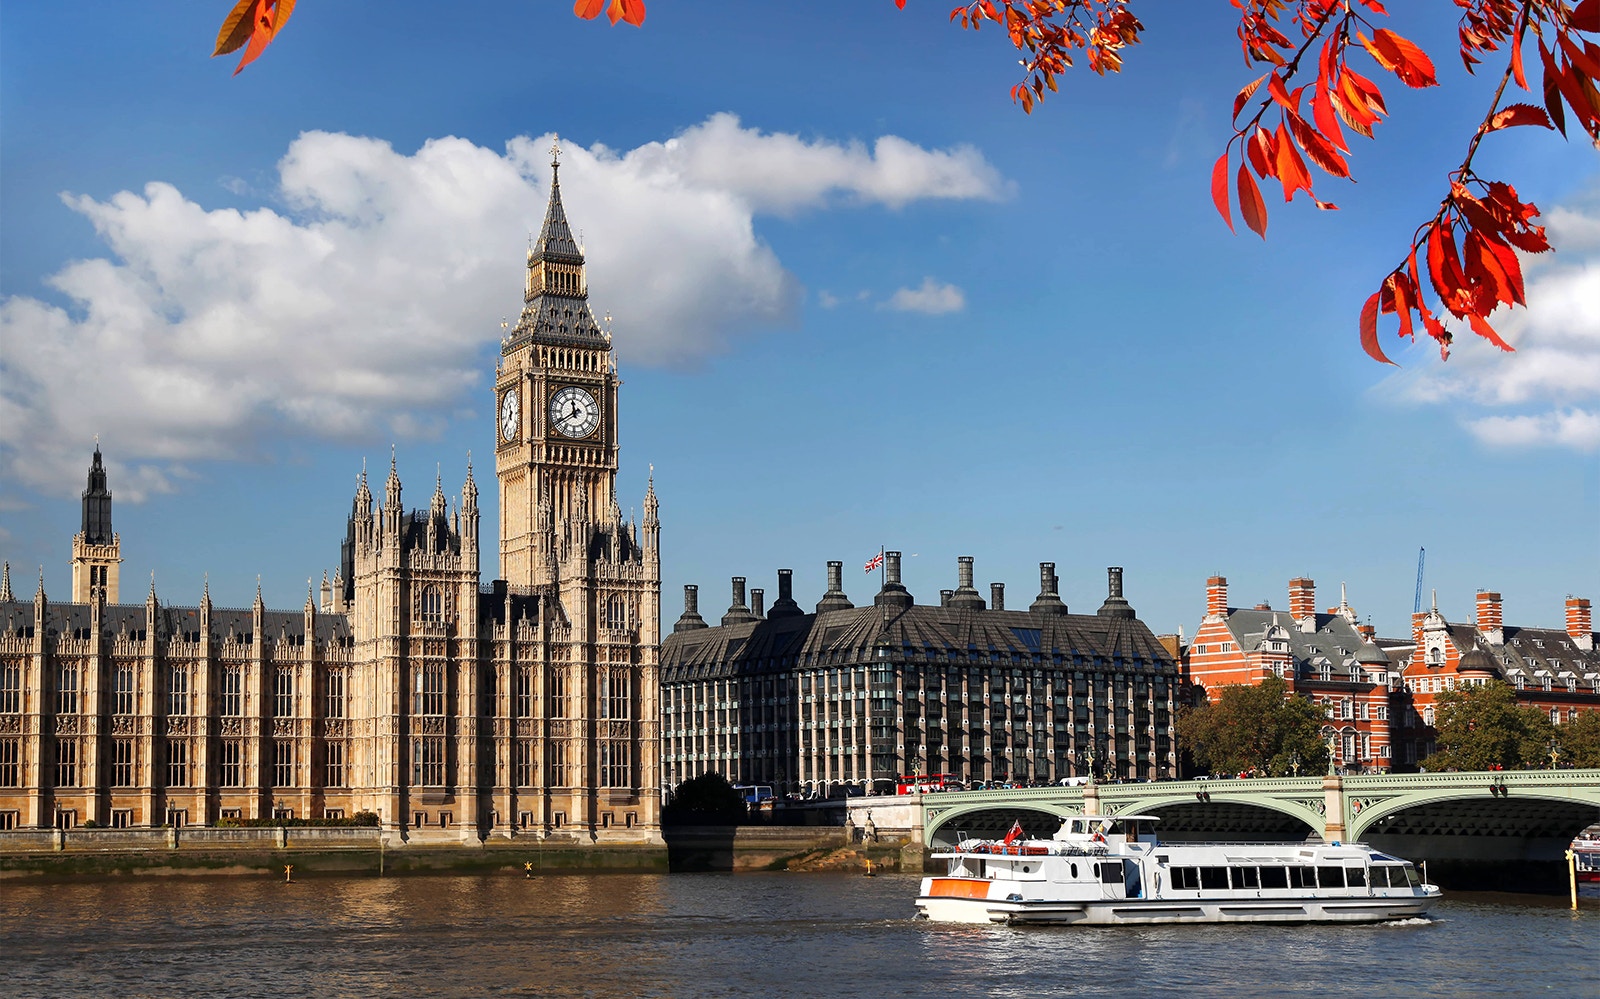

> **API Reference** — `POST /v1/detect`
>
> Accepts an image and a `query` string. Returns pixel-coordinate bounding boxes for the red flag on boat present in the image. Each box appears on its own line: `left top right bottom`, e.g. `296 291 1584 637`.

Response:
1002 820 1024 846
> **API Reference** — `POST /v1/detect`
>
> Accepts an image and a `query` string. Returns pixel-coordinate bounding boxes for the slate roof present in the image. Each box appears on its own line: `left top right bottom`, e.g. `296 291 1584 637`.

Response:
0 599 352 645
661 602 1178 684
1447 623 1600 684
1221 608 1377 681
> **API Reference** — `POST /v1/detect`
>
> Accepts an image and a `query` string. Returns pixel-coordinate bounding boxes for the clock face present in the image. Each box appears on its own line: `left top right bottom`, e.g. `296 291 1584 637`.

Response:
549 385 600 439
500 389 520 443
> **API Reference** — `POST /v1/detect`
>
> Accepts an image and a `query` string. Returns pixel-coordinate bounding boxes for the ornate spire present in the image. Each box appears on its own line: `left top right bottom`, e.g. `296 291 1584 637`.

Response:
534 136 583 265
509 137 605 346
462 451 478 504
82 442 113 544
0 561 10 603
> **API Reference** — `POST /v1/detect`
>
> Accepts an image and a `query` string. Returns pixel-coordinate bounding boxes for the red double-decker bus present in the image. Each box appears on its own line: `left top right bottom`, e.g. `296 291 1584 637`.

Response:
896 773 956 795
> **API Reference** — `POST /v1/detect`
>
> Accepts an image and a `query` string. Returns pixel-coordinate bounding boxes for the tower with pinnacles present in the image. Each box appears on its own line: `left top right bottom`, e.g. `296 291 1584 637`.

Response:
0 147 661 841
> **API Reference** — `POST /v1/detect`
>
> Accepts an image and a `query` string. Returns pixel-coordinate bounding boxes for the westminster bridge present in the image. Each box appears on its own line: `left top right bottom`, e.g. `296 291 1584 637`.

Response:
845 770 1600 889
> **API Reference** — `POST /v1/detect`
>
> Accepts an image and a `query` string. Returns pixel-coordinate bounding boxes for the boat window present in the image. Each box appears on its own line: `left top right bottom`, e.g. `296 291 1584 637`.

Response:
1071 820 1086 834
1317 866 1345 889
1259 866 1288 889
1172 867 1200 890
1200 867 1228 891
1288 866 1314 889
1403 865 1422 888
1099 860 1124 884
1346 866 1366 888
1373 866 1393 888
1231 866 1259 889
1070 863 1078 878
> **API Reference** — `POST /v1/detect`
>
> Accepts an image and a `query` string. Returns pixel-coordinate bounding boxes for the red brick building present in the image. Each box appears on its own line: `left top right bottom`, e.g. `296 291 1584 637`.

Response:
1183 576 1600 773
1391 593 1600 767
1186 576 1395 773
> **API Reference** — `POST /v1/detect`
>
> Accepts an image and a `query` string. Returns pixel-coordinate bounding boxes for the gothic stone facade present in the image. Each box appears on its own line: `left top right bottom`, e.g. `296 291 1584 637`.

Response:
660 554 1180 797
0 157 662 841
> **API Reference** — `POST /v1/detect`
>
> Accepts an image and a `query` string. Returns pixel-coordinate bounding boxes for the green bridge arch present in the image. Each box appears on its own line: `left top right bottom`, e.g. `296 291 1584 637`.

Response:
907 770 1600 864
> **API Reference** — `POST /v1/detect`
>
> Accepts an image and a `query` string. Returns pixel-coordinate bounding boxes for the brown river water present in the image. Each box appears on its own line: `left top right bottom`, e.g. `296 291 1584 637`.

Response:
4 872 1596 998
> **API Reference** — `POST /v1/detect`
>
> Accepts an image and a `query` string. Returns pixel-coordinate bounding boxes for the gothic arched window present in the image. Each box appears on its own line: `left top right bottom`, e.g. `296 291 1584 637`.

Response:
420 586 444 625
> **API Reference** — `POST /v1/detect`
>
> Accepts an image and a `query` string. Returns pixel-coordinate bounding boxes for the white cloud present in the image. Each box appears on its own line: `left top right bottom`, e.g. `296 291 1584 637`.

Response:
886 277 966 315
816 291 840 309
1380 177 1600 453
0 118 1003 497
1466 410 1600 451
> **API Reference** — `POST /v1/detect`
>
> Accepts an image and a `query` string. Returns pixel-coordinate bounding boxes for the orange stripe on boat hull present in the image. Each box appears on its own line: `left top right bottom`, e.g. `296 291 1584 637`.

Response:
927 878 992 899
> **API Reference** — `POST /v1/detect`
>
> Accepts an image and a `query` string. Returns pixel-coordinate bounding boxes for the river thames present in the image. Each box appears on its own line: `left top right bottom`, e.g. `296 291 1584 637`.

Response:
4 873 1595 998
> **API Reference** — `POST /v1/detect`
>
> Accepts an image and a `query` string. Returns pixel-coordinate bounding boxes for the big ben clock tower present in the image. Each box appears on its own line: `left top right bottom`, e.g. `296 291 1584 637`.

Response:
496 141 625 587
493 140 661 837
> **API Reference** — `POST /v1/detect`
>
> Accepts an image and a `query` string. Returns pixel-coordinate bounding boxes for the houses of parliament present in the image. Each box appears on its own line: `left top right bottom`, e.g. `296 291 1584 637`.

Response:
0 153 663 841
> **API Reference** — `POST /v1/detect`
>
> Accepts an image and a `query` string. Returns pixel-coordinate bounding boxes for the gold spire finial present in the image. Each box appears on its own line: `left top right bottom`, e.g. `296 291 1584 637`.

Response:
550 134 561 167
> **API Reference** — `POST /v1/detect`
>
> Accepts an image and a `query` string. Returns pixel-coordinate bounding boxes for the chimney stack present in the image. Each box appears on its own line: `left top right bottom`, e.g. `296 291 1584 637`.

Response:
673 584 708 632
1568 597 1593 651
768 568 804 618
721 576 758 626
1029 562 1068 616
751 588 765 618
991 583 1005 612
940 589 953 607
1097 566 1135 619
816 560 854 614
1205 576 1228 619
874 552 913 610
1289 577 1316 630
950 555 985 610
1476 590 1504 645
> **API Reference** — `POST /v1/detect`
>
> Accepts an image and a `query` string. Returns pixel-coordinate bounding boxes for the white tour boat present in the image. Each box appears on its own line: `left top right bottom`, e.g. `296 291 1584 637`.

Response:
916 813 1440 925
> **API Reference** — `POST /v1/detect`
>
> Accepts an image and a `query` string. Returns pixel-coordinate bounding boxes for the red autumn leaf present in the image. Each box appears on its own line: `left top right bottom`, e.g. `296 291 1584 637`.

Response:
1286 110 1348 178
1234 74 1268 123
1468 312 1514 352
1487 103 1553 131
1212 152 1234 232
1370 29 1438 88
217 0 294 76
1575 0 1600 32
214 0 261 55
1246 126 1274 178
1273 122 1312 201
574 0 607 18
1238 162 1268 238
1311 80 1349 153
1359 291 1395 364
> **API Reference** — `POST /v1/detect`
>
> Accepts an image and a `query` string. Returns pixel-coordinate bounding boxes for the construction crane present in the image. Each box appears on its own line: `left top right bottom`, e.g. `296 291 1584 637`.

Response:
1413 547 1426 615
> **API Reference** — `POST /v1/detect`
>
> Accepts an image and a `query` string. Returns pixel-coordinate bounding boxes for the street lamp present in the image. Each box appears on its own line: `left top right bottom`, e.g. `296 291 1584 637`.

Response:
1290 752 1301 778
1325 733 1337 776
1549 739 1562 770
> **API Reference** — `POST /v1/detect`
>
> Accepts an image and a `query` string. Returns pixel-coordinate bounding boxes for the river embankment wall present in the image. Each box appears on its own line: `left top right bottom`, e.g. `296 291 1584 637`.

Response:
0 825 919 880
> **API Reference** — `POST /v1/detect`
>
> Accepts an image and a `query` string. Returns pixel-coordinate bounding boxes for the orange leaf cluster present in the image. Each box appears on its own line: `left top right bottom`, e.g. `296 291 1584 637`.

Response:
575 0 647 27
947 2 1145 112
212 0 295 76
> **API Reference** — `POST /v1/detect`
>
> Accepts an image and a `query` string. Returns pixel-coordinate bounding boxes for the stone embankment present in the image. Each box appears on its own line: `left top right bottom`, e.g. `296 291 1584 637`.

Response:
0 824 922 879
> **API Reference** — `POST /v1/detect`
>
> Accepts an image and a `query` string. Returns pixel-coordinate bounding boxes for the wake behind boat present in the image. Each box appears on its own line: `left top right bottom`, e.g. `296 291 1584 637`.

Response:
916 813 1440 925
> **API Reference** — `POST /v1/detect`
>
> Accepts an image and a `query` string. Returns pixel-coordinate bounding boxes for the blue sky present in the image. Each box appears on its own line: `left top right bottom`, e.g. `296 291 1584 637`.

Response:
2 2 1596 640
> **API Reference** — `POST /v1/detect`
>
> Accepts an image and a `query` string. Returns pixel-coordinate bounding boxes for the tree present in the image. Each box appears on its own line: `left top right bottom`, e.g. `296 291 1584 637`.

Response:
1177 676 1329 777
1421 680 1561 771
212 1 1599 362
662 771 747 825
1559 709 1600 768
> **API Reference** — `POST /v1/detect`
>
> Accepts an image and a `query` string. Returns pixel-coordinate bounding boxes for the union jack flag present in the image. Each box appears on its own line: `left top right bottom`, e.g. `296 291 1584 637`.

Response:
863 551 884 573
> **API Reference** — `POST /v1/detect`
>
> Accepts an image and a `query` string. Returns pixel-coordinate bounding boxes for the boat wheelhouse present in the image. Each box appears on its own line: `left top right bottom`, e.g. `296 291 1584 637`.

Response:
916 814 1440 925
